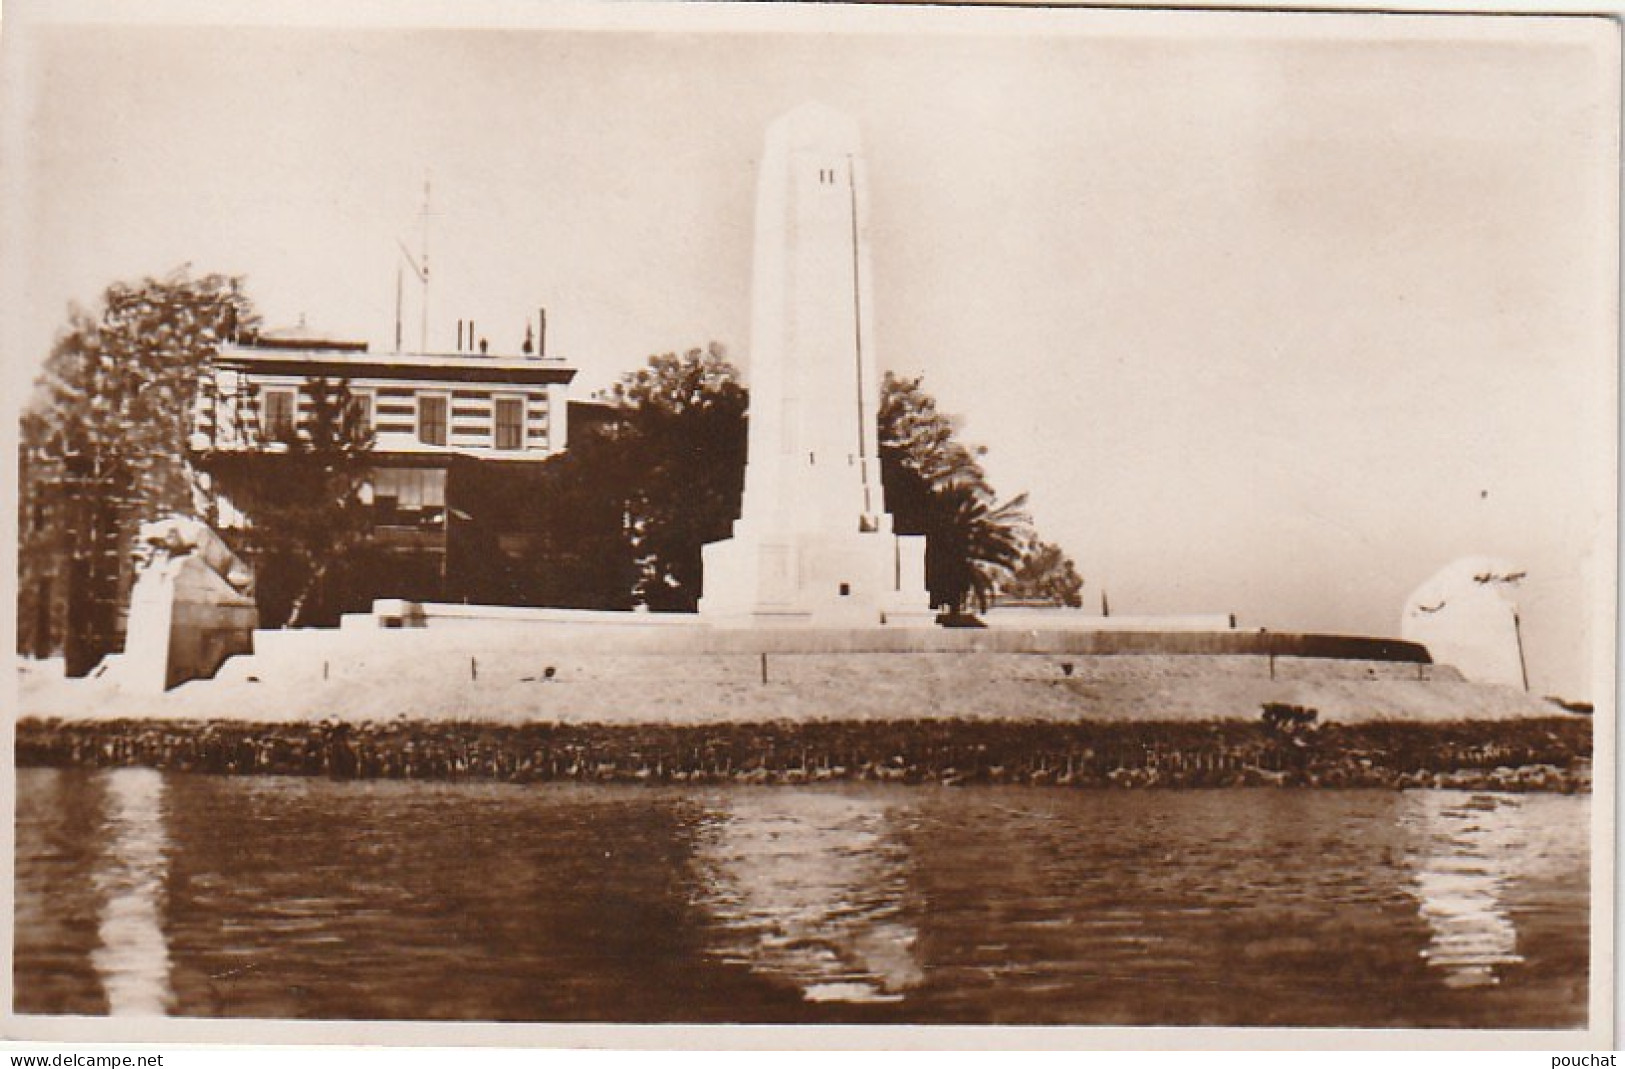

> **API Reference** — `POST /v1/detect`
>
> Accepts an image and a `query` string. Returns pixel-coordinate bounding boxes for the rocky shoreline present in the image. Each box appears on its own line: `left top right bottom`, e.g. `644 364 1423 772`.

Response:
15 714 1592 791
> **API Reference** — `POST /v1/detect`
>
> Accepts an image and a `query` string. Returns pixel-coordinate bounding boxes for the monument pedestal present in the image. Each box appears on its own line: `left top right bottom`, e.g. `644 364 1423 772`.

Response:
700 521 932 627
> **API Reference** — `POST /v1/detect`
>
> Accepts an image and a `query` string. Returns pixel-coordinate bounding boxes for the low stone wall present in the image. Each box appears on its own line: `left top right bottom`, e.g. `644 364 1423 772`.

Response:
981 609 1237 632
232 648 1453 689
328 612 1434 661
16 715 1591 792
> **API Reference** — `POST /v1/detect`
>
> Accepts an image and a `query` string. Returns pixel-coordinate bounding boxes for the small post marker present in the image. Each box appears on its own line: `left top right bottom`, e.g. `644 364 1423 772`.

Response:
760 652 768 684
471 656 478 681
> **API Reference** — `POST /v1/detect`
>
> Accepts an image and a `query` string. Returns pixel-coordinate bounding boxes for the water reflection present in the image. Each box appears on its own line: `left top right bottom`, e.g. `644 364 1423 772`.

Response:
1401 792 1532 989
91 769 175 1015
692 790 922 1004
13 771 1589 1027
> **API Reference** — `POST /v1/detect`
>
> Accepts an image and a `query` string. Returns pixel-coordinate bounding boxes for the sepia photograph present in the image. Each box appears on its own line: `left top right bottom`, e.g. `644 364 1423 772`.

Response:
2 0 1617 1050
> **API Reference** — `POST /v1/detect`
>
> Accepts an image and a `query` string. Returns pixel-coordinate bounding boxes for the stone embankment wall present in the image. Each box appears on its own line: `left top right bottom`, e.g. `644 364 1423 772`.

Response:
16 715 1591 791
24 643 1564 726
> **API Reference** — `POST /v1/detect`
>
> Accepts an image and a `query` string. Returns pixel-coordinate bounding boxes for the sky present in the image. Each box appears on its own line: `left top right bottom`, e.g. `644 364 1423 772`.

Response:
2 2 1617 699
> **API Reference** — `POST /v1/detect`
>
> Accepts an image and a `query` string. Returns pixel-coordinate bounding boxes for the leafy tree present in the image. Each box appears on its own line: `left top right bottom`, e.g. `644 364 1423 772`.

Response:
18 270 256 669
878 372 1034 614
453 344 747 612
446 427 641 611
609 344 749 610
1000 540 1085 607
195 376 375 628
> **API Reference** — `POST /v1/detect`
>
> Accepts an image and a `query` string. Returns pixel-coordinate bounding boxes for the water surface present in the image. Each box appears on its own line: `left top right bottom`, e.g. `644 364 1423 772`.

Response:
15 770 1590 1027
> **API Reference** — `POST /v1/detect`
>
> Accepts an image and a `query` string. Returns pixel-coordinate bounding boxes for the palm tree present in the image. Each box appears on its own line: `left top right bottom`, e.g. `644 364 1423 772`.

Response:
878 373 1034 615
931 484 1032 615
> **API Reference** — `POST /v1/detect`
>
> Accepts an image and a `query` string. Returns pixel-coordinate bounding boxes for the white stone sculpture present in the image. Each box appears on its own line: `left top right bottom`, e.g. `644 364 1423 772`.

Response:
1401 556 1527 690
120 515 259 692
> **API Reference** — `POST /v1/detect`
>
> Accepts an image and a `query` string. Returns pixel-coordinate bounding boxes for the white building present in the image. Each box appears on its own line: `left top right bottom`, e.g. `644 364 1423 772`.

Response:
190 323 580 596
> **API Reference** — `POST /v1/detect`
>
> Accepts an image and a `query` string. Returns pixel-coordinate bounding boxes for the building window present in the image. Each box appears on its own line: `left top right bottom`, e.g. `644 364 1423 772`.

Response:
261 388 296 442
371 467 447 526
350 392 374 435
494 397 525 450
417 394 448 446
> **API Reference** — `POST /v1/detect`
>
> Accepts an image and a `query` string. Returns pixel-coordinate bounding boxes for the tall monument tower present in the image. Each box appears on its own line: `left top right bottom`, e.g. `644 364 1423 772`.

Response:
699 103 932 626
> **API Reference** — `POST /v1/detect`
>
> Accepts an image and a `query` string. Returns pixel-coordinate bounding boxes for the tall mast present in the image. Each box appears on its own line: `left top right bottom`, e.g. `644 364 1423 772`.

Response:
394 262 404 353
395 176 433 353
419 176 431 353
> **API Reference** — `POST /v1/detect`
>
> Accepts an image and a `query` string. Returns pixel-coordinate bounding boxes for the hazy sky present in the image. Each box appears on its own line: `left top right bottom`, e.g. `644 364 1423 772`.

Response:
3 3 1616 698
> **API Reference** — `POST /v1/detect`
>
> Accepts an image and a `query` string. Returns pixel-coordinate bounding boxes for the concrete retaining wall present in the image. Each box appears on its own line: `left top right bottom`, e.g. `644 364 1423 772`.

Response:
233 643 1453 690
325 609 1433 662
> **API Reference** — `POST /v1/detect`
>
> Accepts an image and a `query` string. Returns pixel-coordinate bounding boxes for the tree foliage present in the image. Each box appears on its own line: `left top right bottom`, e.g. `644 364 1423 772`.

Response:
452 344 748 612
447 424 642 612
878 372 1034 614
20 270 377 650
22 271 255 512
19 271 257 666
196 377 375 628
610 344 750 610
1000 539 1085 608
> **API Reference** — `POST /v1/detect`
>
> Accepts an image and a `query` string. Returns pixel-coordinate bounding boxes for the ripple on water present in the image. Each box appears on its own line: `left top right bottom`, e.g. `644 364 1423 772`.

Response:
692 790 925 1004
1401 792 1544 988
12 775 1592 1027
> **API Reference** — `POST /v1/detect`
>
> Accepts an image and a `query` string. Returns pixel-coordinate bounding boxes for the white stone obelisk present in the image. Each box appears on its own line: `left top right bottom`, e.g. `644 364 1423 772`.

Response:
699 103 932 626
